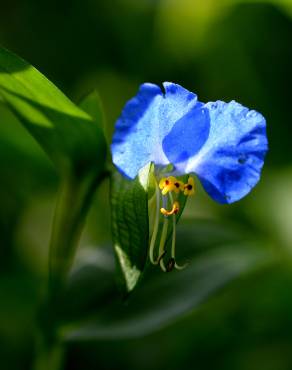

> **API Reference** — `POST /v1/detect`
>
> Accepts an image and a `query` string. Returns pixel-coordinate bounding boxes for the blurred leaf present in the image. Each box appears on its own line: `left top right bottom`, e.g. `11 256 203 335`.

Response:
0 101 53 164
61 222 271 340
79 90 106 132
0 103 57 267
110 164 153 293
0 46 106 177
175 218 251 256
58 247 116 322
0 46 108 302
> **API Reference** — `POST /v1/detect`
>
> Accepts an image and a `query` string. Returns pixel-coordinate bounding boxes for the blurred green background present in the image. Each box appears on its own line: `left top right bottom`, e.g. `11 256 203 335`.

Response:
1 0 292 369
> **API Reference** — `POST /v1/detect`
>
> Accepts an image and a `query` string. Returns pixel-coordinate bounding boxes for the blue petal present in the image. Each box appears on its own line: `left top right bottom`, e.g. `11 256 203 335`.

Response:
162 102 210 169
183 100 268 204
111 82 203 179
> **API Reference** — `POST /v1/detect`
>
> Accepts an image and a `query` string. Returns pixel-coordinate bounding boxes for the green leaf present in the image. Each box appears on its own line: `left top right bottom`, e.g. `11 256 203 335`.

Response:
110 168 190 293
0 46 106 176
57 246 116 322
47 91 108 299
0 47 108 303
60 222 271 340
79 90 106 133
110 164 153 293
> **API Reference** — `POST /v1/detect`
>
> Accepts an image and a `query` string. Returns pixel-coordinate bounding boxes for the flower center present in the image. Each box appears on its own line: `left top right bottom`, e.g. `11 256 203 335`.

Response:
149 174 195 272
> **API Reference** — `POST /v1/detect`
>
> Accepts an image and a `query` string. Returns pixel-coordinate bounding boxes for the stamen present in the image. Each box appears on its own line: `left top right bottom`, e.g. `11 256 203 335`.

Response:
158 196 169 272
173 180 184 194
159 176 178 195
174 260 189 270
184 177 195 196
150 174 193 272
160 201 179 216
169 192 188 271
157 250 166 263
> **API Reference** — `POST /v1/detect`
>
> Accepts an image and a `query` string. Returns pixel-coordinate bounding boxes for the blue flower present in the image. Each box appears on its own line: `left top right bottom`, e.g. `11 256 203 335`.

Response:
111 82 268 272
111 82 268 204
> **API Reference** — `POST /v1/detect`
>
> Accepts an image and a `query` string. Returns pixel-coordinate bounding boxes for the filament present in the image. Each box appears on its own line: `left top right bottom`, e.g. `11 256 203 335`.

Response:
158 195 168 272
169 192 177 260
169 192 188 271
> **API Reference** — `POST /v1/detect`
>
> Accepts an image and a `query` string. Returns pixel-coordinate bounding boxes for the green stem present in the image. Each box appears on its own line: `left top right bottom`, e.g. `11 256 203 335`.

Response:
34 169 107 370
48 171 105 301
33 334 64 370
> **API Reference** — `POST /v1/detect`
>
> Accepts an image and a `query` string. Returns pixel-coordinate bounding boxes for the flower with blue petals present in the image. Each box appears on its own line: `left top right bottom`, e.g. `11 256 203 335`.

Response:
111 82 268 272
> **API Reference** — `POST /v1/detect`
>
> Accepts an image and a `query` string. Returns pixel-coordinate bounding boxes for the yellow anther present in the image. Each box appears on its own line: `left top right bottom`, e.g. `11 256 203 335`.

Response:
159 176 183 195
159 176 175 195
159 177 169 189
173 179 184 194
158 178 166 190
160 201 180 216
184 177 195 196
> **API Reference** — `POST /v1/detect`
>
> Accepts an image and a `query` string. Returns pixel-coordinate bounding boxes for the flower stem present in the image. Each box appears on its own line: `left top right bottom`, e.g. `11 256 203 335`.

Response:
33 333 64 370
35 169 107 370
48 171 105 301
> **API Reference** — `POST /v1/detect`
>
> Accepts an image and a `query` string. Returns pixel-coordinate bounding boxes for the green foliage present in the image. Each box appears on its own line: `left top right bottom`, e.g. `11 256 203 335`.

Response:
110 166 190 293
0 47 106 177
0 47 108 346
60 222 271 340
0 2 290 369
79 90 106 133
110 164 152 293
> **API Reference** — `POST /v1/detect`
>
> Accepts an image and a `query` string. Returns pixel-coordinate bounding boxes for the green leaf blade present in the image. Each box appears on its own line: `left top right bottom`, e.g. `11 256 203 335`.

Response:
0 46 106 176
79 90 106 132
61 231 271 341
110 164 153 293
0 46 110 301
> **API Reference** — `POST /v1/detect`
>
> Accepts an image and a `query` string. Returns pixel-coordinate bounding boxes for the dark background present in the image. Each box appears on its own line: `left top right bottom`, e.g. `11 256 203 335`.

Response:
1 0 292 369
